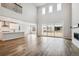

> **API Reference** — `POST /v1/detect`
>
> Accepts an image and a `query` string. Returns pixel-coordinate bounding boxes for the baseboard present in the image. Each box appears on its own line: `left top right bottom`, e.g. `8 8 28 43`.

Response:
63 37 72 40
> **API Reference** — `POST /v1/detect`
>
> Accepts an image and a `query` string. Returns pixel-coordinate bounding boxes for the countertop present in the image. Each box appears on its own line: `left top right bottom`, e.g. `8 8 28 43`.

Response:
0 32 24 41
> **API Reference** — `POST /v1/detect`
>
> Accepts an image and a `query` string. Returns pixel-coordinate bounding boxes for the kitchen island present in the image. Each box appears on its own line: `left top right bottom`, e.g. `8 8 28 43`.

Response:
0 32 24 41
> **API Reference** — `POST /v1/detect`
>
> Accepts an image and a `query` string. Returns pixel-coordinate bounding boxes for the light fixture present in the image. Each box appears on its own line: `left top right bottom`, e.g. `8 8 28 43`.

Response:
2 21 9 27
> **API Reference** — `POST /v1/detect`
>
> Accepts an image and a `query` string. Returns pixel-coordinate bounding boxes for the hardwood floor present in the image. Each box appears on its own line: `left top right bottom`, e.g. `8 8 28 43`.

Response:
0 34 79 56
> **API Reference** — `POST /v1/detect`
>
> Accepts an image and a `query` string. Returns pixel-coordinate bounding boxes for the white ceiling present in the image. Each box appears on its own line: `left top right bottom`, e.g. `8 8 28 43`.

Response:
17 3 46 7
33 3 46 7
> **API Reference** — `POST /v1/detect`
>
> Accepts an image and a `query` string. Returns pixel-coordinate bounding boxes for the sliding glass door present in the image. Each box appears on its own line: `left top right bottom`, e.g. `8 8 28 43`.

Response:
42 24 63 37
42 24 47 36
54 24 63 37
47 25 54 37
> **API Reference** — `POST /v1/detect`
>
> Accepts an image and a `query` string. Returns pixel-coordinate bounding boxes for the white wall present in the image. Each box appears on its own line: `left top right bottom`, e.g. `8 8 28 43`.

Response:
72 3 79 48
0 3 37 23
38 3 64 24
37 3 72 39
72 3 79 26
63 4 72 39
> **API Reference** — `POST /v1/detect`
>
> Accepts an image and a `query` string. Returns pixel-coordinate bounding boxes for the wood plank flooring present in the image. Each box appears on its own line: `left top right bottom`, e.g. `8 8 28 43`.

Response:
0 34 79 56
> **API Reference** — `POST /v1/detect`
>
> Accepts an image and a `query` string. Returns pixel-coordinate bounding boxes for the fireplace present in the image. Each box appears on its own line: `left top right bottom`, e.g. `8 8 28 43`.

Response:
74 33 79 40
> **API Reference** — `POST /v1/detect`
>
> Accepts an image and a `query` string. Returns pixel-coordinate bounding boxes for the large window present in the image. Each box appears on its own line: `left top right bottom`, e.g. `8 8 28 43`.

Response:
42 7 46 15
49 5 53 13
57 3 62 11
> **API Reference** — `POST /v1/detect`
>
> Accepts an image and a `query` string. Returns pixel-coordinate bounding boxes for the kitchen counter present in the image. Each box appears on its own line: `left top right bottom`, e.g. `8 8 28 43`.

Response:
0 32 24 41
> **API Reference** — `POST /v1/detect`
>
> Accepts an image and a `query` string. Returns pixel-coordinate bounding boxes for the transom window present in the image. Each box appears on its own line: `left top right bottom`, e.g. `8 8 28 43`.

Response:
57 3 62 11
49 5 53 13
42 7 45 15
